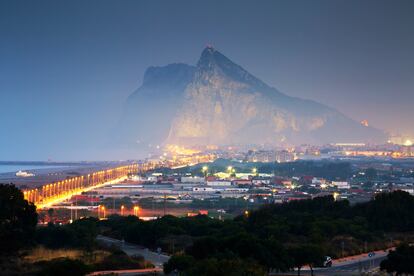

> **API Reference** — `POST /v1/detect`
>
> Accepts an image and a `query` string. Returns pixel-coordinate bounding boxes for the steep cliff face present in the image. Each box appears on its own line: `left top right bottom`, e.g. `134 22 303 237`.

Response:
165 47 385 146
116 47 385 149
114 63 195 147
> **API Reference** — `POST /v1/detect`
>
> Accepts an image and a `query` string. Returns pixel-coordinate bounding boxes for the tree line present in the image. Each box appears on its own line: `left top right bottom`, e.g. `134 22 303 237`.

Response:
1 183 414 275
99 190 414 275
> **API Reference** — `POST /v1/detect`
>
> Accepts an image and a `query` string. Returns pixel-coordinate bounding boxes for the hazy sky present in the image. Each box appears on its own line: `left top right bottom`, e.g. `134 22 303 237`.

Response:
1 0 413 161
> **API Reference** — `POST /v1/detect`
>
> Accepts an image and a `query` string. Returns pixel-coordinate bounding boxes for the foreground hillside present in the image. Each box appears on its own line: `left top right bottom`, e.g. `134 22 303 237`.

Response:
100 191 414 275
2 183 413 275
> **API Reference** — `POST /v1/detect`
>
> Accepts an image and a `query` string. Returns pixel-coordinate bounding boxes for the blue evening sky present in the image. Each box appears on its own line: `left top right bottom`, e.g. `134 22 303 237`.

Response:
0 0 413 160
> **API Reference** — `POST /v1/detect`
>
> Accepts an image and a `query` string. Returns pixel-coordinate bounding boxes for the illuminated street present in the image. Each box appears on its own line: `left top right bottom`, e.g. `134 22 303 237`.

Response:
23 164 138 209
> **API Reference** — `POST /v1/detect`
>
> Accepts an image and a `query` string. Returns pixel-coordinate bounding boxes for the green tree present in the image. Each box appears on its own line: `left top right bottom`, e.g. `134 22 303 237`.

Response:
47 208 54 220
94 249 149 271
164 254 195 274
289 245 324 276
68 217 99 251
185 258 266 276
35 223 77 249
380 244 414 275
35 258 91 276
36 217 98 250
0 184 37 254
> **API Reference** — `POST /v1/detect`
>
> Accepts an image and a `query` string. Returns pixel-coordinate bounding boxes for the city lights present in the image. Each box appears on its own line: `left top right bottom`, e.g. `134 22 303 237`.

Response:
22 164 138 209
101 206 106 219
404 140 413 147
202 166 208 176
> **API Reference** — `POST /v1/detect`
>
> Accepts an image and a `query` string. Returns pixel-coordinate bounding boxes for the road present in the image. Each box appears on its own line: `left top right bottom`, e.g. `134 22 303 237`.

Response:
98 234 391 275
88 268 162 275
97 235 170 268
272 249 390 276
314 254 387 275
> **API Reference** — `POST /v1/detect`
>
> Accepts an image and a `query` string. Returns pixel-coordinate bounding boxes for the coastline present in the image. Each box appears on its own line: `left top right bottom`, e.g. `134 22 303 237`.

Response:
0 161 133 189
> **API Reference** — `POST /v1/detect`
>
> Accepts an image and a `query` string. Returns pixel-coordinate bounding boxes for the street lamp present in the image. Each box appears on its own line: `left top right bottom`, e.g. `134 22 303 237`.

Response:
252 168 258 175
101 206 106 219
202 166 208 177
70 203 73 223
133 206 139 217
121 205 125 216
227 166 236 177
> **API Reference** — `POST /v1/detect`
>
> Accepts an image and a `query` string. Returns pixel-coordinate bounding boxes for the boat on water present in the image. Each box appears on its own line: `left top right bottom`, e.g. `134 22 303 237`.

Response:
15 170 35 177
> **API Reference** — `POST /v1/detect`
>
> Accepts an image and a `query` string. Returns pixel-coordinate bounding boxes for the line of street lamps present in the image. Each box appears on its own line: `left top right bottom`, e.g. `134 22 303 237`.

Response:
97 204 140 219
23 164 138 207
200 165 259 177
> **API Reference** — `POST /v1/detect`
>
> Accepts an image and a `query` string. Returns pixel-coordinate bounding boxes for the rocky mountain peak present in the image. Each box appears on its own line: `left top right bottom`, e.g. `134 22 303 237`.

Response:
115 47 386 150
197 46 224 73
196 47 267 89
142 63 195 87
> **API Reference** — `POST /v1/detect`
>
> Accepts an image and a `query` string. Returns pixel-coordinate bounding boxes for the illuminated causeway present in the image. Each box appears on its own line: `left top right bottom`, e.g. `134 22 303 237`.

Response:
22 149 217 209
23 164 138 209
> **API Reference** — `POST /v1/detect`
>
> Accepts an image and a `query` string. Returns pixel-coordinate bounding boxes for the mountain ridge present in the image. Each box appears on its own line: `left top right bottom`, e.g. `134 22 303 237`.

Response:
114 47 386 149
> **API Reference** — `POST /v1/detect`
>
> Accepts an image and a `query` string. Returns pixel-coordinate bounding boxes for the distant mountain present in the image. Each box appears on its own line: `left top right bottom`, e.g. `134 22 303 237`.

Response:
114 47 386 149
114 63 195 149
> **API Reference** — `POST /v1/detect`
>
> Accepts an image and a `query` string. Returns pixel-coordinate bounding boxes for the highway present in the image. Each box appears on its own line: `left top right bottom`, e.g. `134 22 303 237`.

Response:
271 249 389 276
23 164 138 208
98 233 390 276
23 153 216 209
322 251 387 275
88 268 162 276
96 235 170 268
312 254 386 275
35 176 128 209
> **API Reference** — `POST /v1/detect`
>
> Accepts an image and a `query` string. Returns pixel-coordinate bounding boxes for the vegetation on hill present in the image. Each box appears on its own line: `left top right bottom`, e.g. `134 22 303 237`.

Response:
1 183 414 275
0 184 37 254
380 244 414 275
99 191 414 275
0 184 151 275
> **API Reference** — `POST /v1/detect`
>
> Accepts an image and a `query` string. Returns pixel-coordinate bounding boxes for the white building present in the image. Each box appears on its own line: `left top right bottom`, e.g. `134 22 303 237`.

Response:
224 188 249 192
393 185 414 195
252 178 271 185
312 177 326 185
130 175 146 181
332 181 350 189
206 180 232 186
181 176 205 183
192 187 216 192
147 176 158 182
